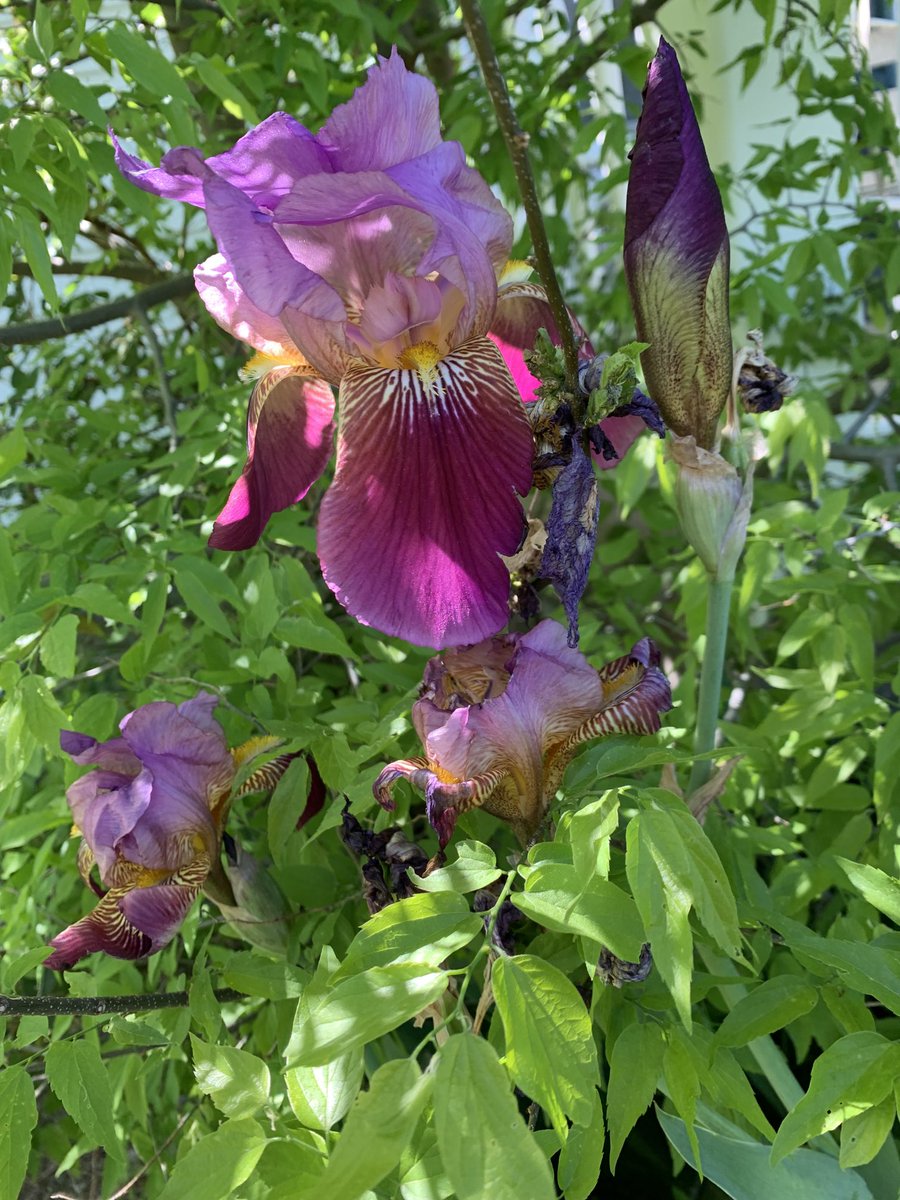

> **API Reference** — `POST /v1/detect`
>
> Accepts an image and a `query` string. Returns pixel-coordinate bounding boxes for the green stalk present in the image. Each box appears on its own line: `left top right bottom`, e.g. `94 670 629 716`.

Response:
688 575 733 793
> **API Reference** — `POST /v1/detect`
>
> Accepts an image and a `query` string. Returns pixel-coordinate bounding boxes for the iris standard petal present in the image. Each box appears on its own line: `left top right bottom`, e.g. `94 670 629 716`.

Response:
204 111 332 208
317 336 533 648
318 48 442 172
209 366 335 551
111 133 205 205
194 254 299 357
162 147 344 322
624 38 731 447
272 170 436 309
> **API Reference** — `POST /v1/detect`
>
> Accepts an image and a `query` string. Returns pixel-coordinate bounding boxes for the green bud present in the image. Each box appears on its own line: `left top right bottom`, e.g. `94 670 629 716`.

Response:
670 435 752 581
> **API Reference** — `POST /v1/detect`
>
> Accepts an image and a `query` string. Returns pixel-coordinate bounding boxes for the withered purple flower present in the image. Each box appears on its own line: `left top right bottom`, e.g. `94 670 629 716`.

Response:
374 619 671 847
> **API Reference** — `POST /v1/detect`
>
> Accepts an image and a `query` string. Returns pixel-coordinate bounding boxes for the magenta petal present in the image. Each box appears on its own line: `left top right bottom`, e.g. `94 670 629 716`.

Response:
44 882 198 968
318 337 534 648
319 48 442 171
209 367 335 551
490 281 593 403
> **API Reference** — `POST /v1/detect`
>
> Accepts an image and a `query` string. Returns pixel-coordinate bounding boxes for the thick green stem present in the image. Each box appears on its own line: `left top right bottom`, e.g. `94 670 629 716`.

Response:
0 988 242 1017
688 575 733 793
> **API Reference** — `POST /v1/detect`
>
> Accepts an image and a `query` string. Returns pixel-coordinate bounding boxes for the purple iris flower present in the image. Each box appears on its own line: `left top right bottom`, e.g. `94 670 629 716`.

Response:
113 51 555 650
45 695 235 969
374 618 672 847
624 38 732 449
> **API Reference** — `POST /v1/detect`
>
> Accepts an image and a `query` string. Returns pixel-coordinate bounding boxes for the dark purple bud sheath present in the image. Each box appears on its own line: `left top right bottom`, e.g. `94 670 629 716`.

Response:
624 38 732 449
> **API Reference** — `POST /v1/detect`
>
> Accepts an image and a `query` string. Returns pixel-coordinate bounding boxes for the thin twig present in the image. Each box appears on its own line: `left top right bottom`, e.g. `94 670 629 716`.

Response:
106 1102 202 1200
459 0 580 389
0 988 241 1016
0 274 195 346
133 305 179 449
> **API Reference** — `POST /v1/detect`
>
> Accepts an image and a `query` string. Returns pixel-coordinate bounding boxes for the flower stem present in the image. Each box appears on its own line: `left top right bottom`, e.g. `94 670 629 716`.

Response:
688 575 733 793
459 0 581 390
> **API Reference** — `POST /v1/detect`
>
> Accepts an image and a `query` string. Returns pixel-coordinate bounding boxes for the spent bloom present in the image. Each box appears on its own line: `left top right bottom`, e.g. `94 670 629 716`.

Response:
114 51 548 649
374 618 672 847
624 38 732 449
46 694 235 969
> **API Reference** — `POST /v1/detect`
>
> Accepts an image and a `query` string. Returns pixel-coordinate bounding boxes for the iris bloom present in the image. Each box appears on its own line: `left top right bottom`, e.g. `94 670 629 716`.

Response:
114 51 551 649
374 618 672 846
624 38 732 450
46 694 235 968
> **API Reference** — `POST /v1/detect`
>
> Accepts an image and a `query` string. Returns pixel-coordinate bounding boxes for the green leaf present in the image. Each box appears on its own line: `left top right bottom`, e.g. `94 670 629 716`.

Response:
221 951 309 1000
289 965 449 1066
106 23 194 106
0 1066 38 1200
413 839 502 893
285 1047 365 1132
835 858 900 925
68 582 138 626
716 977 818 1047
0 427 27 480
658 1108 874 1200
175 566 235 641
771 1032 900 1165
512 863 645 962
839 1094 896 1168
332 891 482 981
607 1022 666 1171
45 1039 123 1159
44 71 107 126
557 1090 605 1200
492 954 600 1136
193 56 259 124
19 675 68 751
39 614 78 678
663 1028 701 1170
191 1036 270 1118
433 1035 555 1200
15 207 56 310
189 966 222 1041
627 792 744 1028
299 1059 431 1200
268 757 310 869
157 1118 267 1200
275 615 358 661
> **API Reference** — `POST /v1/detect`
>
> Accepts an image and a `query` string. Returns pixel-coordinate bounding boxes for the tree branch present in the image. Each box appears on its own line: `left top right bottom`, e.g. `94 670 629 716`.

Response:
459 0 581 389
0 988 242 1016
12 260 161 284
555 0 673 93
0 274 195 346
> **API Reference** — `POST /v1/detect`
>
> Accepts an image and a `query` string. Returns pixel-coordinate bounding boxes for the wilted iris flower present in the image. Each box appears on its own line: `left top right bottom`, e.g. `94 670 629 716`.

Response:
374 619 671 846
624 38 732 449
114 51 546 649
46 694 236 968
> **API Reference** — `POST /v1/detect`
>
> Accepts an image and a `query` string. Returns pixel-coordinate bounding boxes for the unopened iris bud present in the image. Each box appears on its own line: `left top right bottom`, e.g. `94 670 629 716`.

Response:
624 39 732 449
670 436 752 582
212 837 291 957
